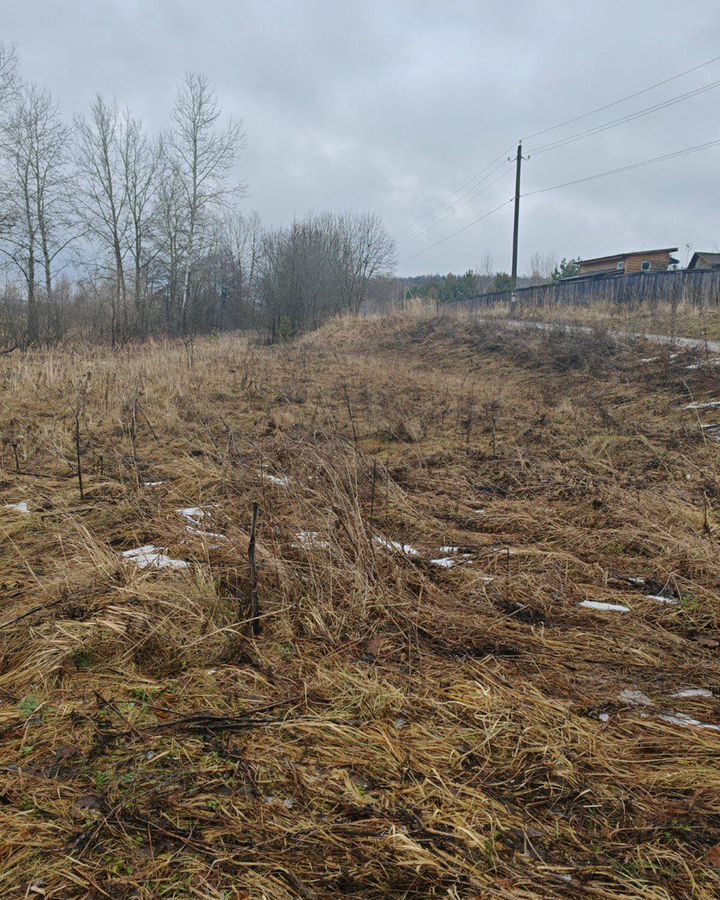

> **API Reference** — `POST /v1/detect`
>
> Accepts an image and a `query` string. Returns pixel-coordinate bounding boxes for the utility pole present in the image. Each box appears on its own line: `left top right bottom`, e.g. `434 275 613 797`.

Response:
510 142 523 290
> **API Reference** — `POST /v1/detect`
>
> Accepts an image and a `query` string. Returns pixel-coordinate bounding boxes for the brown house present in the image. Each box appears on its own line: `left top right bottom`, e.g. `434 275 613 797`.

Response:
578 247 679 278
687 251 720 270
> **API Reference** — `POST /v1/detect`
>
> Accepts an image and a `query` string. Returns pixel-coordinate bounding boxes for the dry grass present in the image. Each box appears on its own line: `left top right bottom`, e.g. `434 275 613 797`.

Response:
472 298 720 342
1 314 720 897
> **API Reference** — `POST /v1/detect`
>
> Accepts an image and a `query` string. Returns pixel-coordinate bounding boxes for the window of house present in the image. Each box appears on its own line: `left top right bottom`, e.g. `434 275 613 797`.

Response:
616 261 625 271
641 260 651 271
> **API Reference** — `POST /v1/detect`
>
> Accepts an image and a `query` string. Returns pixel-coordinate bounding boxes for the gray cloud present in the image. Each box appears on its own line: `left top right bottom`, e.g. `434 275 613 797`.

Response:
4 0 719 274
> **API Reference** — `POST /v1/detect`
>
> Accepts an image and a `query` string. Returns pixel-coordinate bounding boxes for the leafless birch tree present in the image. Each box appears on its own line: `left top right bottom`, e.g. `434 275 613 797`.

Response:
0 83 74 344
75 95 130 345
168 72 244 331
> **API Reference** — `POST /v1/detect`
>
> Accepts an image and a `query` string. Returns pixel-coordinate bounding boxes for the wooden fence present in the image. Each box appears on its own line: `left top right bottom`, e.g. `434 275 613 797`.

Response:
458 268 720 311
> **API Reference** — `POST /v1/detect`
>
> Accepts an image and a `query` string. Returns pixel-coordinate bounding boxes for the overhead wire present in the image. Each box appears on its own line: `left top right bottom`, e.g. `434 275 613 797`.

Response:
399 198 514 264
400 53 720 260
402 137 720 265
523 137 720 197
527 76 720 155
522 52 720 142
397 146 515 238
405 163 514 237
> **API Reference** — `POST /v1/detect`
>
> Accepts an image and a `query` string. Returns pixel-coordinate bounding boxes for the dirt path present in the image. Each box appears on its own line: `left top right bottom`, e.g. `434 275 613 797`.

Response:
474 315 720 353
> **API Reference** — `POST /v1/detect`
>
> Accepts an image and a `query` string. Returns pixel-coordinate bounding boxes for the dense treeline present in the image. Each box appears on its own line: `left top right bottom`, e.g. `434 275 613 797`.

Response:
406 253 559 306
0 45 396 347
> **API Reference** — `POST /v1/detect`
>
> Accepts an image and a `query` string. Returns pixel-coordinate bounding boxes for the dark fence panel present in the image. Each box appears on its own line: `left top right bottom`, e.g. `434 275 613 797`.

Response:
457 269 720 311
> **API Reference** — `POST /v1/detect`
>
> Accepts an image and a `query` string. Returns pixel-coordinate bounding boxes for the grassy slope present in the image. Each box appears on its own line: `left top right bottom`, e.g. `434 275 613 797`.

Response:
1 314 720 898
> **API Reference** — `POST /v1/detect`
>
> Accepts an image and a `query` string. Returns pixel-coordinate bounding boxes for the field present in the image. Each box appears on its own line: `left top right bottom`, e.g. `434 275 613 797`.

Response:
2 312 720 898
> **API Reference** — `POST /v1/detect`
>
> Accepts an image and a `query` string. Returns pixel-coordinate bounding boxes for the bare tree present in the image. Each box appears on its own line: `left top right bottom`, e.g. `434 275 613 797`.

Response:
119 115 161 336
168 72 244 331
153 155 187 332
0 83 74 344
0 43 17 114
75 95 130 345
338 212 396 314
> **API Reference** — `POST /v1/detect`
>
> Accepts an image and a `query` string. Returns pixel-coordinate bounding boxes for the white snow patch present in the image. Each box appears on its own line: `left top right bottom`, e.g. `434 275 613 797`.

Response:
263 473 291 487
671 688 713 699
177 507 205 524
660 712 720 732
5 501 30 514
144 481 165 487
639 357 659 364
684 400 720 410
186 526 227 542
598 713 610 723
373 536 419 557
121 545 189 570
579 600 630 613
647 594 679 606
430 557 458 568
619 689 653 707
627 577 646 586
294 531 331 550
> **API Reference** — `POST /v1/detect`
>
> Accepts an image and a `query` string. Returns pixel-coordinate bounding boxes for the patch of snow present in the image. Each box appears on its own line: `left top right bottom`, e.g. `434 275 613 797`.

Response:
639 357 659 364
186 526 227 542
263 473 291 487
627 577 646 586
598 712 610 722
143 480 165 487
373 536 419 557
294 531 331 550
121 545 189 570
619 689 653 707
684 400 720 410
5 501 30 514
579 600 630 613
177 507 205 524
660 712 720 732
686 358 720 370
431 557 458 568
647 594 679 606
671 688 713 699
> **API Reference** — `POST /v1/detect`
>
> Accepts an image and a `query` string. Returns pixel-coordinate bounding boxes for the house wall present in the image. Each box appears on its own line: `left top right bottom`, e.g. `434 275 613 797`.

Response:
580 250 674 276
580 258 623 275
623 251 673 274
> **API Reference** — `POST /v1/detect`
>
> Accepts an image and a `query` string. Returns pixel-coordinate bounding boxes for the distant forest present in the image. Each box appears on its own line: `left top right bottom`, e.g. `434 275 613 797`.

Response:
0 43 565 349
0 44 399 348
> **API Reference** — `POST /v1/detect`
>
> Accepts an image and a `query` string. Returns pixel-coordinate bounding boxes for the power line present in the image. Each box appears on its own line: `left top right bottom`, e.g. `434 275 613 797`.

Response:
527 76 720 156
399 53 720 263
523 137 720 198
398 147 515 238
399 198 514 265
522 52 720 142
400 137 720 267
405 164 514 238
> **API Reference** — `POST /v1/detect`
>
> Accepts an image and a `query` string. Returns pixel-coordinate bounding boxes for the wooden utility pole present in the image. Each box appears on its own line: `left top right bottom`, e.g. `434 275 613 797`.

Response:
511 142 523 290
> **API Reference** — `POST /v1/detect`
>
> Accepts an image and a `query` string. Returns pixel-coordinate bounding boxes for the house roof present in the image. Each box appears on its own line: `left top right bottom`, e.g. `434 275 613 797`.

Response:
580 247 679 266
688 251 720 269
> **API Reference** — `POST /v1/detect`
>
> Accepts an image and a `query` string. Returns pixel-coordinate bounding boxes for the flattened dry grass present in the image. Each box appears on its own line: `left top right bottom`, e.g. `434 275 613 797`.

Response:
1 314 720 897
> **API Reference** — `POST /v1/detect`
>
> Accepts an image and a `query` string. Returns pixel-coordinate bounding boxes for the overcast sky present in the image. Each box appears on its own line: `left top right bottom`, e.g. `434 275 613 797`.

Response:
3 0 719 276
